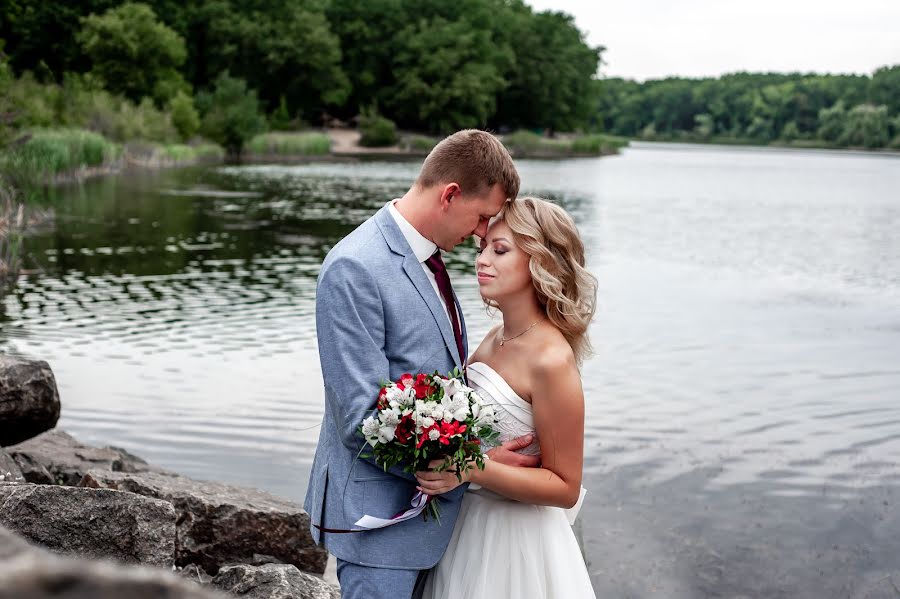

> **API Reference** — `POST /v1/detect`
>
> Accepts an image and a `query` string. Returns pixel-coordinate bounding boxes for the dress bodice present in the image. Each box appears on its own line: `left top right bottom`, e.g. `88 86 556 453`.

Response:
467 362 540 456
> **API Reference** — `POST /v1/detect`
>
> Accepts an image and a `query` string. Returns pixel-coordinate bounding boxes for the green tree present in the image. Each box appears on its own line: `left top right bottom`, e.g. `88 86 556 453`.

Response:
386 16 508 132
693 113 714 140
838 104 889 148
202 1 348 121
269 96 292 131
169 90 199 140
197 72 266 156
495 9 602 132
77 2 188 104
0 45 15 147
780 121 800 142
869 65 900 116
817 101 846 142
325 0 406 118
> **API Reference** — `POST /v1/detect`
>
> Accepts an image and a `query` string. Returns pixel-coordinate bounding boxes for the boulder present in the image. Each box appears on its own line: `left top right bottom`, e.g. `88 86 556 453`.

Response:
0 355 60 446
179 563 214 585
0 482 176 567
0 522 34 560
80 469 327 575
7 429 166 486
0 551 227 599
0 447 24 482
211 563 341 599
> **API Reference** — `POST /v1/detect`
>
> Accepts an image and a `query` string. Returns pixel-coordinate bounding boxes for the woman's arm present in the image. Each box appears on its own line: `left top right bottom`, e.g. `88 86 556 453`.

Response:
416 348 584 508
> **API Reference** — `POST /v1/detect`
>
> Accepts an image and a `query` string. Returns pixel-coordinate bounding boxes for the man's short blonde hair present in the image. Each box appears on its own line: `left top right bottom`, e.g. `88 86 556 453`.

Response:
416 130 520 201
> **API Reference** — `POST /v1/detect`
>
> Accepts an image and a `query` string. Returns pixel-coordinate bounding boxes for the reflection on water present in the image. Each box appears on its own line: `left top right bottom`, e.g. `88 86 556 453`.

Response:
2 144 899 597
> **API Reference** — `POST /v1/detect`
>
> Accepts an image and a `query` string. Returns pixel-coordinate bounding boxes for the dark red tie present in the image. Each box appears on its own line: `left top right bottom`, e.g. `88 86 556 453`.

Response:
426 251 465 366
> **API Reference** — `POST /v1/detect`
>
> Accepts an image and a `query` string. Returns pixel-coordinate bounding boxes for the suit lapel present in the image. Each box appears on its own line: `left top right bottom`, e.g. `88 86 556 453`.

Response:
376 207 464 371
401 255 463 370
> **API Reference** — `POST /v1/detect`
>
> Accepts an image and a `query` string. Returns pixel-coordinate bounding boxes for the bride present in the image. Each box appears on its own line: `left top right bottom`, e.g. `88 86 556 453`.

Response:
416 196 598 598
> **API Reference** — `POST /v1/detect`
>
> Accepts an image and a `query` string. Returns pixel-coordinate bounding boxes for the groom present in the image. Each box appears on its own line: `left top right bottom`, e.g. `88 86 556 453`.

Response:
304 130 537 598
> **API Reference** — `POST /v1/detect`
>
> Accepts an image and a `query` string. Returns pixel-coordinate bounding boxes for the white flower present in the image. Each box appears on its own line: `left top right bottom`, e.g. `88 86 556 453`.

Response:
380 408 401 427
401 386 417 404
362 416 380 444
421 416 435 428
377 424 396 443
476 404 496 427
428 429 441 441
450 403 469 422
439 377 464 397
385 386 403 403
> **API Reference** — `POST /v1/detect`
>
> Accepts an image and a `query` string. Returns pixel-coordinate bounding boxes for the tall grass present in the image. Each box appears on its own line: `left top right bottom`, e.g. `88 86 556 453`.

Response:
399 134 438 153
503 130 628 156
0 185 25 283
161 143 224 162
246 132 331 156
1 129 121 186
569 134 629 154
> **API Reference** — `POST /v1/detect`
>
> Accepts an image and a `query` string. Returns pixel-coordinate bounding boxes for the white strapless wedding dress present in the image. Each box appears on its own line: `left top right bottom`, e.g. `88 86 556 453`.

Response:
422 361 596 599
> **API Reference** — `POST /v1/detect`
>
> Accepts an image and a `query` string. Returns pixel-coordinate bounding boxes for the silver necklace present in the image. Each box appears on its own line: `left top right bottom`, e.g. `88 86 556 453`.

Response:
500 321 540 346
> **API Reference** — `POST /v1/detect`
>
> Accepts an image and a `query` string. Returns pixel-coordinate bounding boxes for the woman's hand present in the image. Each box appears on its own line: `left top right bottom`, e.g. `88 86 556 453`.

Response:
414 459 479 496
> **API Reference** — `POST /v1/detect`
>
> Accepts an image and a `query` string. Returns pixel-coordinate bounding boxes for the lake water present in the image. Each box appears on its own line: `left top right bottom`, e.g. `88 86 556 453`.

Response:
2 142 899 597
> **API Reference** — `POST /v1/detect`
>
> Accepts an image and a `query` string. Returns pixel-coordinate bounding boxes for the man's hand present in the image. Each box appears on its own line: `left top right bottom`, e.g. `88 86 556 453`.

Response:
486 434 540 467
415 459 472 496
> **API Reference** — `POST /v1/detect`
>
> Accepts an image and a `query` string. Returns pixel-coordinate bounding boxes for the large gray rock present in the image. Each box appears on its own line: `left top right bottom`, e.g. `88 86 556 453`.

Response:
0 546 227 599
7 429 166 485
211 563 341 599
80 469 328 576
0 482 176 567
0 447 24 482
0 355 60 446
0 521 35 560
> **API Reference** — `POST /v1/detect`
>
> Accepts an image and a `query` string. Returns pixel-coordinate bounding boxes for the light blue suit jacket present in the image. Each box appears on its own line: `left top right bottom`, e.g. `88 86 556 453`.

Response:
304 205 469 569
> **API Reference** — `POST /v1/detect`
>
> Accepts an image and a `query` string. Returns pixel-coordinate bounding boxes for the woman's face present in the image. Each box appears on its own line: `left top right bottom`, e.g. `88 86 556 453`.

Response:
475 220 533 303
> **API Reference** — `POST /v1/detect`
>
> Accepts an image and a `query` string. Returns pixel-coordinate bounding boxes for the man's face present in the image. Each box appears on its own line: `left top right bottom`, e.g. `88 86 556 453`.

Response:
437 184 509 251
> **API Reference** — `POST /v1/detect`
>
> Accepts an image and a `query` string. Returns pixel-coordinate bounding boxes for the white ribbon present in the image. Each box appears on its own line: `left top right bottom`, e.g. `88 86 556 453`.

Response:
354 491 431 530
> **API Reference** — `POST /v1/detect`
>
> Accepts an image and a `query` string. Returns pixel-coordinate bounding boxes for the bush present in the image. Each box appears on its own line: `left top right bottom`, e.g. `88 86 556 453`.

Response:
569 133 628 154
245 132 330 155
359 109 398 147
198 72 266 155
169 91 199 141
399 134 438 152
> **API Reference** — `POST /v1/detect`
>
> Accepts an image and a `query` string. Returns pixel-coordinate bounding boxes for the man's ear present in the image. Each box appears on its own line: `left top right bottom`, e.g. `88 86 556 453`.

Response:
439 183 461 211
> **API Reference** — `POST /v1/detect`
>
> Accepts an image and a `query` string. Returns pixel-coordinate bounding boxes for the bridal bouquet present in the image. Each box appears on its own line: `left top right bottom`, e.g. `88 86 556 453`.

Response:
358 369 499 523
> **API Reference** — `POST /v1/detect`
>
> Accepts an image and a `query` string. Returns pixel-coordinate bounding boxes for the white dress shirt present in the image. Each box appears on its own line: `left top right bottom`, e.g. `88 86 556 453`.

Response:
387 200 453 324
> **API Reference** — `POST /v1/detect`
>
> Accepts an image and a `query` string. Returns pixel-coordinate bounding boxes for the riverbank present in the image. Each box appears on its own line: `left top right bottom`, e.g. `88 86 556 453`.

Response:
633 134 900 155
0 354 338 599
0 129 226 188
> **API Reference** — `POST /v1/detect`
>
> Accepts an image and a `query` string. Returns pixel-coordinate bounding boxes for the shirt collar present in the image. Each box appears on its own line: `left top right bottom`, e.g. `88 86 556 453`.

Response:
387 200 438 263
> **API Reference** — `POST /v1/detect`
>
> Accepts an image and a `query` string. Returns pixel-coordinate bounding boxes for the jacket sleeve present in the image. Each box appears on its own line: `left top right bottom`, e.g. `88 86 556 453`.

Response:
316 254 415 482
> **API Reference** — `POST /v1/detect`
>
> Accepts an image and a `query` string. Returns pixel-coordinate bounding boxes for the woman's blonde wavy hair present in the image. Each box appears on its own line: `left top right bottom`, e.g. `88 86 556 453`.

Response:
487 197 598 365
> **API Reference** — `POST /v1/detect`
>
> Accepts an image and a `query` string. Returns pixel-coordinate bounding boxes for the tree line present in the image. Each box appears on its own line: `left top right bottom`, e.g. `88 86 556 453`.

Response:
599 68 900 149
1 0 603 138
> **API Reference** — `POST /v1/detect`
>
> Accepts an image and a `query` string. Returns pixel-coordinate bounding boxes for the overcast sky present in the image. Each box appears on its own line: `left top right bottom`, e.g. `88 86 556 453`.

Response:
525 0 900 81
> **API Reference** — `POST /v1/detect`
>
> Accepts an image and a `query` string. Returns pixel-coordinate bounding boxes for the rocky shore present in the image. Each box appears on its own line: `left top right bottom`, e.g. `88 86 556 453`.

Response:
0 353 339 599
